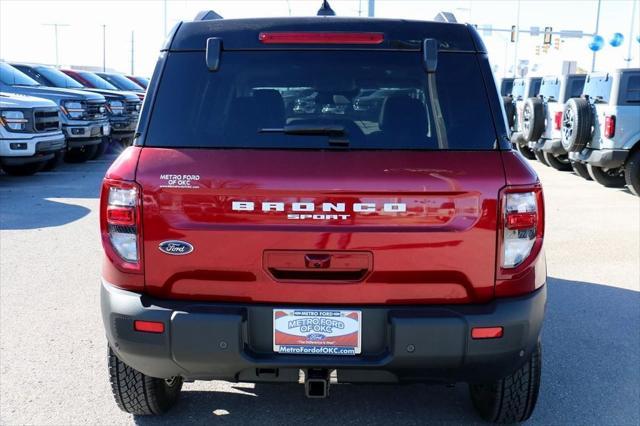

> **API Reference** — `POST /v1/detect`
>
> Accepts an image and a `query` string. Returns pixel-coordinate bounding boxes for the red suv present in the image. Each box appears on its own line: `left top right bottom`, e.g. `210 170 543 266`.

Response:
100 12 546 424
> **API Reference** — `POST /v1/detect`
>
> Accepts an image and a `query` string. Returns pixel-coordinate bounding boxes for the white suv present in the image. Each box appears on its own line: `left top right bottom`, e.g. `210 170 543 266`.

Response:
0 92 65 175
563 69 640 195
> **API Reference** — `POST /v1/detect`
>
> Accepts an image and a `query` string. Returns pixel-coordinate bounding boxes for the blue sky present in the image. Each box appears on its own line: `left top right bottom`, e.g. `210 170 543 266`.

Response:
0 0 638 77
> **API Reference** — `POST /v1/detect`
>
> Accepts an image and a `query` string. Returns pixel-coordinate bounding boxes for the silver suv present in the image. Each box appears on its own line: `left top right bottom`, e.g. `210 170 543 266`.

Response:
508 77 542 160
523 74 586 170
563 68 640 195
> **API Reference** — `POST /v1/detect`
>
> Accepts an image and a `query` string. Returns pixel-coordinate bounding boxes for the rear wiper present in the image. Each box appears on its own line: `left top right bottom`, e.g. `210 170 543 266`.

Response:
259 125 349 147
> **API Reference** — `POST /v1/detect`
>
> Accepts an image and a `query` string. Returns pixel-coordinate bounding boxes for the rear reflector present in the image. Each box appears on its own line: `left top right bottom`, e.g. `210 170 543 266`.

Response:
258 32 384 45
471 327 503 339
134 320 165 334
506 211 537 230
604 115 615 138
107 206 135 226
554 111 563 130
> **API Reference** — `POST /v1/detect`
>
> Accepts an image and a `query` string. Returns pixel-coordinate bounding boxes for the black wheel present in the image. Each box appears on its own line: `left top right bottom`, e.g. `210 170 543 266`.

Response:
522 97 545 142
624 149 640 196
470 341 541 424
42 150 64 171
502 95 516 129
587 165 626 188
543 151 572 171
571 161 592 180
1 162 45 176
534 149 549 166
64 144 98 163
516 142 536 160
108 346 182 415
91 138 109 160
561 98 592 152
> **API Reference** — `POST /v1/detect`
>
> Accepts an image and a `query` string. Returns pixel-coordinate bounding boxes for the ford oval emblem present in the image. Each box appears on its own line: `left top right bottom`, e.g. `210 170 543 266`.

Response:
159 240 194 256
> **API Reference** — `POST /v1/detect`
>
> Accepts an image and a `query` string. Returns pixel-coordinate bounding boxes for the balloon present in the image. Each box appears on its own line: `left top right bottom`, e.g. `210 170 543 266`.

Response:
609 32 624 47
636 35 640 43
588 35 604 51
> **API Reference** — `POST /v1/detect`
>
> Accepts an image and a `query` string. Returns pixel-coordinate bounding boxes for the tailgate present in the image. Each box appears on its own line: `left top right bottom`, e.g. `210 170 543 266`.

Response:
137 148 505 305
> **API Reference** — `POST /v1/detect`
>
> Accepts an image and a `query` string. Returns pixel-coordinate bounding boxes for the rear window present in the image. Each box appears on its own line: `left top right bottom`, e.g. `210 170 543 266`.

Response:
623 75 640 103
583 75 612 103
539 79 560 102
145 51 497 150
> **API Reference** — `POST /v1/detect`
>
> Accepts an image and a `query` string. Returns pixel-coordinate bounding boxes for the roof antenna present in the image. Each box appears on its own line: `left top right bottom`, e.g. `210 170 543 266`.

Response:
317 0 336 16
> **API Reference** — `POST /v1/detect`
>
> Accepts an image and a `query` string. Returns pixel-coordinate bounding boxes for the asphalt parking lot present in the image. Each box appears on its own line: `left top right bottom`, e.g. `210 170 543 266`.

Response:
1 155 638 425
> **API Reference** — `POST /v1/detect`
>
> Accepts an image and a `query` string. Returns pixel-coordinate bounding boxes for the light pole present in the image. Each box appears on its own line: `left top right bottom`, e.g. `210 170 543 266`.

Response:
512 0 521 78
102 24 107 72
130 31 135 75
591 0 602 72
42 23 69 67
625 0 638 67
368 0 374 17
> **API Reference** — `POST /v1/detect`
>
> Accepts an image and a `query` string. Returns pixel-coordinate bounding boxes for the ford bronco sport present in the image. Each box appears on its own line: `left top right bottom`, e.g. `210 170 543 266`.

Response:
524 74 586 171
563 69 640 194
100 12 546 423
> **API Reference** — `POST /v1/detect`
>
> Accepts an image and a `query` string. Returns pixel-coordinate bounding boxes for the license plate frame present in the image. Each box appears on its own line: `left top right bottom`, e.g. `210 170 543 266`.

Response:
273 309 361 356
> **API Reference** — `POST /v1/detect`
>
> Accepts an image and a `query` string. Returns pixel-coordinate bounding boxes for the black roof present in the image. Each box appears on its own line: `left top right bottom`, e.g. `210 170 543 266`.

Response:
167 17 485 53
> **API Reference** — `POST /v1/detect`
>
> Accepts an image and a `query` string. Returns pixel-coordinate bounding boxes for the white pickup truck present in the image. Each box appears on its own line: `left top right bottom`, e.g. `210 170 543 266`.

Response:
0 92 66 175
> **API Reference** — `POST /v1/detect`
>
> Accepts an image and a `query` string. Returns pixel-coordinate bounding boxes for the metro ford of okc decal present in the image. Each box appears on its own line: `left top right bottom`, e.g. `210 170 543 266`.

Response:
233 201 406 221
273 309 361 355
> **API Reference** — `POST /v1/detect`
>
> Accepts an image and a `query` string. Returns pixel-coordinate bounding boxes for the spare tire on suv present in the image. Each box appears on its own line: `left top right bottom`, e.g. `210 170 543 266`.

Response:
561 98 592 152
522 97 545 142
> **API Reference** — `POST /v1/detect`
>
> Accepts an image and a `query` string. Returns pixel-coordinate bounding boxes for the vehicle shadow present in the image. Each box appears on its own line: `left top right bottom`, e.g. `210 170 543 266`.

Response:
0 156 113 230
133 277 639 426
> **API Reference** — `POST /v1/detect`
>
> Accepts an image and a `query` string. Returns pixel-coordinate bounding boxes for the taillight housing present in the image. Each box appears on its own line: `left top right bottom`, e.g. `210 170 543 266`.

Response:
499 187 543 269
604 115 615 138
554 111 563 130
100 179 143 273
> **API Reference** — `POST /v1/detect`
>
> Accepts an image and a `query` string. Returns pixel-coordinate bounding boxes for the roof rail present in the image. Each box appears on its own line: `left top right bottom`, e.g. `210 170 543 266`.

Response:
433 12 457 23
194 10 223 21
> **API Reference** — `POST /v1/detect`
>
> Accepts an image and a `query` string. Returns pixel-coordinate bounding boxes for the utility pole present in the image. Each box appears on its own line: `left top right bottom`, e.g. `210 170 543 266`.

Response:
625 0 638 67
130 31 135 75
102 24 107 72
512 0 521 77
368 0 374 17
42 23 69 67
591 0 602 72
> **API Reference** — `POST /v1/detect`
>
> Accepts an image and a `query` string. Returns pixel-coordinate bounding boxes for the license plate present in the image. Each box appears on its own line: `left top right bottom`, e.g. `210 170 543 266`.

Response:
273 309 361 356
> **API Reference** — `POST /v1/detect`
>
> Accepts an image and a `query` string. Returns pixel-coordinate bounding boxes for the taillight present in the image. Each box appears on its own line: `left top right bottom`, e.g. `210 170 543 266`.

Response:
258 31 384 44
604 115 615 138
100 180 142 271
554 111 563 130
500 187 544 269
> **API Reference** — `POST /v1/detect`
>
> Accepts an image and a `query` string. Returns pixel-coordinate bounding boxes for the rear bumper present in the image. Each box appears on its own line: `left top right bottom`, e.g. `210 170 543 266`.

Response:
101 281 546 384
569 148 628 168
529 138 566 156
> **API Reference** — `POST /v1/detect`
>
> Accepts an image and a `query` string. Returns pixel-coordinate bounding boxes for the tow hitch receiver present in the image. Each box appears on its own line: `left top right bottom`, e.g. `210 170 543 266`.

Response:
304 368 330 398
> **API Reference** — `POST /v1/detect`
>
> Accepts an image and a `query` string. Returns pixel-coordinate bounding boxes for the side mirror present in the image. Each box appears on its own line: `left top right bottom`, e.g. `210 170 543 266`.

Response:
206 37 222 71
423 39 438 73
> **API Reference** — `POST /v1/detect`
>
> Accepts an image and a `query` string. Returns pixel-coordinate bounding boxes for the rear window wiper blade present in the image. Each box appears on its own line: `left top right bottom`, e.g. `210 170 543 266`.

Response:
259 124 349 147
260 124 346 136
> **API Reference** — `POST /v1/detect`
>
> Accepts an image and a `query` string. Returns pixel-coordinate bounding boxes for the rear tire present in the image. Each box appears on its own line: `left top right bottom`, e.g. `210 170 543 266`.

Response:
0 162 44 176
469 341 542 424
534 149 549 166
516 142 536 160
543 151 572 171
571 161 592 180
624 149 640 196
108 346 182 415
587 165 626 188
64 145 98 163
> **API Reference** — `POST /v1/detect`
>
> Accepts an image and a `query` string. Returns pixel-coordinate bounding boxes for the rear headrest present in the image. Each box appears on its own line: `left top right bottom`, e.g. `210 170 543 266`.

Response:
379 96 428 135
253 89 285 128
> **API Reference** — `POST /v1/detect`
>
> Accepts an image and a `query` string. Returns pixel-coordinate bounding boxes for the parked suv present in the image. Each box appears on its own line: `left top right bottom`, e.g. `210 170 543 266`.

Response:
523 74 586 170
0 92 65 175
563 69 640 193
100 14 546 423
13 64 142 151
508 77 542 160
0 62 110 163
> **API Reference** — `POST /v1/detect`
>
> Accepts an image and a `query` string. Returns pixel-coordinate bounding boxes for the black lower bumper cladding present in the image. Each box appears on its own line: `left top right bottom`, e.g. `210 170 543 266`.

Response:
102 281 546 384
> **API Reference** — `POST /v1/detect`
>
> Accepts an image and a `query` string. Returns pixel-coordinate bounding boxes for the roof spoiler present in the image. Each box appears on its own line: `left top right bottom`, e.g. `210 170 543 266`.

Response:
194 10 223 21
